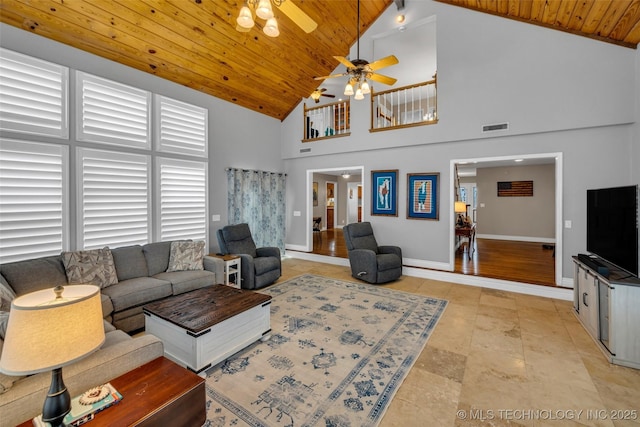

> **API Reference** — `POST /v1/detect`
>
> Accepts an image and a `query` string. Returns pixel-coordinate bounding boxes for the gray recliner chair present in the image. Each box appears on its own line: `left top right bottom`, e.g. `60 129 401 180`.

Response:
343 222 402 284
216 223 281 290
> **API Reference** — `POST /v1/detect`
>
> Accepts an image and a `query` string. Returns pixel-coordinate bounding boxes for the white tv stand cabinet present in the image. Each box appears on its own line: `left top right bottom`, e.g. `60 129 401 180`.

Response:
573 255 640 369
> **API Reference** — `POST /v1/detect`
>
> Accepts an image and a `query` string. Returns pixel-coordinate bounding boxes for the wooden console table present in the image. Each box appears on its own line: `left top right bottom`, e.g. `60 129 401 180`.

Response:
19 357 205 427
455 224 476 259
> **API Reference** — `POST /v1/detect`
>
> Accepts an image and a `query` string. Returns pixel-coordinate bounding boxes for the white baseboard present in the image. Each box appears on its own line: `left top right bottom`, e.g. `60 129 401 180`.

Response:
285 251 573 301
476 234 556 244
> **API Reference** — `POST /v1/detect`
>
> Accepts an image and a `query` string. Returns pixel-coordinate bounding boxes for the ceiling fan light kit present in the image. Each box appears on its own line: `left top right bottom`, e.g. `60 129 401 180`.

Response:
315 0 398 101
235 0 317 38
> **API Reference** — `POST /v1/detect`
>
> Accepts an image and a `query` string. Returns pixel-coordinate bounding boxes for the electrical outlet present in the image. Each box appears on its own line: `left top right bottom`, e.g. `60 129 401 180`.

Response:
293 211 301 217
564 220 572 229
211 214 220 222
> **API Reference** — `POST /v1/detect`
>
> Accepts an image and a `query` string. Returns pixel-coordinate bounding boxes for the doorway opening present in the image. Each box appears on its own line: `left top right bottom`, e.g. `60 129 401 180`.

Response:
306 167 364 255
451 153 563 287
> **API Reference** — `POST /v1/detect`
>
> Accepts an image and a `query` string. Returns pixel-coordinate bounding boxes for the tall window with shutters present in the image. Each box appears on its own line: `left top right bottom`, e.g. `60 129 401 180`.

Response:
77 148 151 250
0 48 69 138
0 50 209 261
0 140 69 263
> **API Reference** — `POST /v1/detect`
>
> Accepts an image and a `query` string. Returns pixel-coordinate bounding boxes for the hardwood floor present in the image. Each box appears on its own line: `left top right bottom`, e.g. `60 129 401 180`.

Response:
312 229 556 287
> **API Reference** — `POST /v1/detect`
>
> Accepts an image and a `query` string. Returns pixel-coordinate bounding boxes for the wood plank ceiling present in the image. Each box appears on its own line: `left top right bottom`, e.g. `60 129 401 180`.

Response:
1 1 639 121
436 0 640 49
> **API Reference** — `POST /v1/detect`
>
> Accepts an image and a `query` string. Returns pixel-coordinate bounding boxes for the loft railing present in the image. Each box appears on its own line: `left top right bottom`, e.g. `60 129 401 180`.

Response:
370 76 437 132
302 100 350 142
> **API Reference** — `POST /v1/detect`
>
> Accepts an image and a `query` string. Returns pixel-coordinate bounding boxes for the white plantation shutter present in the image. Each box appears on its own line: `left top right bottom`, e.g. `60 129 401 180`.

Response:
157 158 207 242
0 139 68 262
78 148 150 249
0 48 69 138
157 95 208 157
77 72 151 148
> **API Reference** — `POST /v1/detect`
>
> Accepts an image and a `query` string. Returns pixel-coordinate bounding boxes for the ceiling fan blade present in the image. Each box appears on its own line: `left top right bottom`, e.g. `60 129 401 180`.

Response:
322 94 336 98
314 73 347 80
367 55 399 71
334 56 356 69
277 1 318 33
369 73 397 86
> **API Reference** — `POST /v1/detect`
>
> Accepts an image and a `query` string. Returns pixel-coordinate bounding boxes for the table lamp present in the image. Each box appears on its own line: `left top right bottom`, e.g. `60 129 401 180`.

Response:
0 285 105 426
454 201 467 226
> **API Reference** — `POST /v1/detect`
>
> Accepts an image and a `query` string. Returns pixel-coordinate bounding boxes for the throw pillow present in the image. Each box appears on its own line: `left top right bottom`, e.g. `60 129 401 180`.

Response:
62 247 118 288
0 279 15 312
166 241 205 272
0 311 9 340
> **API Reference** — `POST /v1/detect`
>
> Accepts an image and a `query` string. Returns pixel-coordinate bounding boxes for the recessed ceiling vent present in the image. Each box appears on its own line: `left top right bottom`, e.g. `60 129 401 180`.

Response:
482 122 509 133
300 148 311 153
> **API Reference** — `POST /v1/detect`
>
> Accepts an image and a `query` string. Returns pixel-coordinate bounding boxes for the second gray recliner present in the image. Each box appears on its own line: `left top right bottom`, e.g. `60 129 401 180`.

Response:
342 222 402 284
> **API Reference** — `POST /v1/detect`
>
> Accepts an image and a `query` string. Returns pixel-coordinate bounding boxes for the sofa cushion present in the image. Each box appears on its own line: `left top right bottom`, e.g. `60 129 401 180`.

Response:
142 242 173 276
100 277 172 312
166 241 205 272
62 248 118 288
0 338 23 395
111 245 149 281
153 270 215 295
0 256 68 296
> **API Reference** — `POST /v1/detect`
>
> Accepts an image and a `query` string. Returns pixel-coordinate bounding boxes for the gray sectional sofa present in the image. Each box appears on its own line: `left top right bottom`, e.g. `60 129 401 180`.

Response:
0 241 224 426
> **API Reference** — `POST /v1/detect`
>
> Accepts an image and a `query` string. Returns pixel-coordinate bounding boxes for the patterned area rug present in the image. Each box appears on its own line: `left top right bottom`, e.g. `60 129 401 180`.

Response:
204 274 448 427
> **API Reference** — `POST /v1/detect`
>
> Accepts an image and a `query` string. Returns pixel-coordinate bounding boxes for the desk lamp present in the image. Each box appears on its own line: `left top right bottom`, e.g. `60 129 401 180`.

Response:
0 285 105 426
454 201 467 226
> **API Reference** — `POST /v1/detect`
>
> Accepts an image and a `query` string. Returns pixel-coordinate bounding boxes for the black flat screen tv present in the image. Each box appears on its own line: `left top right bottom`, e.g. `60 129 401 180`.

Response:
586 185 639 276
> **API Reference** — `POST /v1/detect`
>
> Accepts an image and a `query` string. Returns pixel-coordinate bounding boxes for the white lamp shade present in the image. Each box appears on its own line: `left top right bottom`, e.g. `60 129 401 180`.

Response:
263 17 280 37
256 0 274 20
237 5 255 29
361 80 370 94
454 201 467 213
344 82 354 96
354 88 364 100
0 285 105 375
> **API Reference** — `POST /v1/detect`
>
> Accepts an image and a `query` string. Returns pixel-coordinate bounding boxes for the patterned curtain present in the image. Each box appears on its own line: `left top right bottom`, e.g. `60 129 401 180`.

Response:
226 168 286 253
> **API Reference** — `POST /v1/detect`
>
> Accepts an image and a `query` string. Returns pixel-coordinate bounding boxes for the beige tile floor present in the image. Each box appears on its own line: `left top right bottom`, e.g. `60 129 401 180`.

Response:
279 258 640 427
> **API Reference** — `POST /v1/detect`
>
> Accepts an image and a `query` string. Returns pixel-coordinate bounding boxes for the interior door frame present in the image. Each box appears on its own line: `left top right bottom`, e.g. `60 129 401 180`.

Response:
305 166 365 252
449 152 564 287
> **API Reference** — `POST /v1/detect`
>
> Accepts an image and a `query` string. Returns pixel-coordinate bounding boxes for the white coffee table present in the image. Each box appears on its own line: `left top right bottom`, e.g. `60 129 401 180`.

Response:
143 285 271 375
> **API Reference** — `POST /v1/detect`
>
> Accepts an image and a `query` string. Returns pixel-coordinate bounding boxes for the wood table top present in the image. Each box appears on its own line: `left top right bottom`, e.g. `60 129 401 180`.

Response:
143 285 271 334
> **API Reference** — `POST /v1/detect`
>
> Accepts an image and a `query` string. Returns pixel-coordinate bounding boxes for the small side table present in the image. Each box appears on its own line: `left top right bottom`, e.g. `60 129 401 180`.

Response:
208 254 241 288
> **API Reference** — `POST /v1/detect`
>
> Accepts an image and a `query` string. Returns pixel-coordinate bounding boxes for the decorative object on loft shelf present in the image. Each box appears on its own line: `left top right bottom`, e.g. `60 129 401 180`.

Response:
0 285 105 427
407 172 439 220
235 0 318 37
497 180 533 197
371 169 398 216
314 0 398 100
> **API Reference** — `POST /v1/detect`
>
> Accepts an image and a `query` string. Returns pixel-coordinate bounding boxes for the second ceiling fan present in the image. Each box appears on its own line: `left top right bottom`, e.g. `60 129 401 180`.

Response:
315 0 398 99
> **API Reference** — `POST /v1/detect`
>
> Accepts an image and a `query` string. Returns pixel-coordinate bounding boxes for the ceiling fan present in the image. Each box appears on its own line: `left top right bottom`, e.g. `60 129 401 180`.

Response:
310 88 336 103
236 0 318 37
314 0 398 99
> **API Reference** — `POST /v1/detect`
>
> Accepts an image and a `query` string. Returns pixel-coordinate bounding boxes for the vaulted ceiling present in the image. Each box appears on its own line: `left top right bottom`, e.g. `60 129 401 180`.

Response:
1 0 639 121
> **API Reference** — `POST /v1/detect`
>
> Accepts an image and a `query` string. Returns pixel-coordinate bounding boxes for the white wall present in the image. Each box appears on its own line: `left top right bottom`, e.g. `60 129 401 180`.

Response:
281 1 639 281
0 23 284 253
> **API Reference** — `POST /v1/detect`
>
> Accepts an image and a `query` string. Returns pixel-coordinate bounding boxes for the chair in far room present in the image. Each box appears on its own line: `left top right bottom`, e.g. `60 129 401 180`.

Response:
217 223 281 290
342 221 403 284
313 216 322 243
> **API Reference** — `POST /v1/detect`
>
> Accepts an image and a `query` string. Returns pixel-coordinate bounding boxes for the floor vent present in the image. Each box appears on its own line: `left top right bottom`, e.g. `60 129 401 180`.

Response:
482 122 509 133
300 148 311 153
